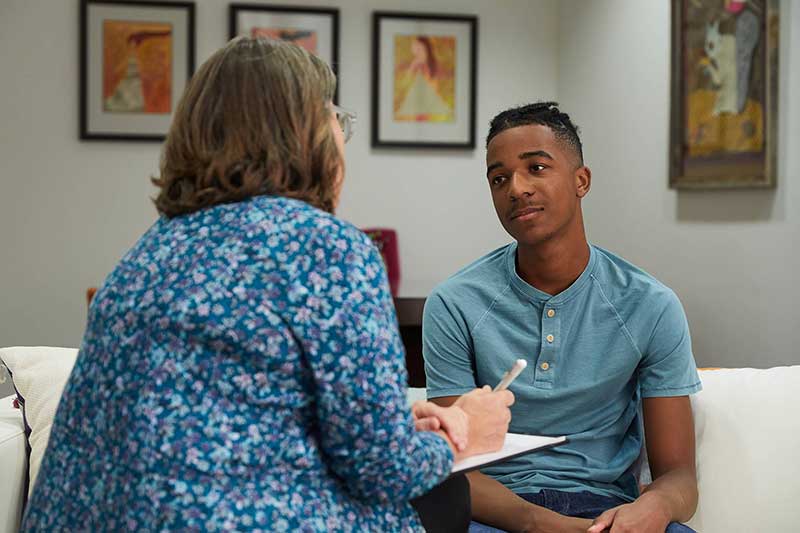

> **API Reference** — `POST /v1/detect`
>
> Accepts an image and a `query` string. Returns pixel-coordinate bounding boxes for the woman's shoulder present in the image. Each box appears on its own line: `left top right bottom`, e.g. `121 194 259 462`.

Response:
177 196 367 245
256 196 372 245
143 196 379 274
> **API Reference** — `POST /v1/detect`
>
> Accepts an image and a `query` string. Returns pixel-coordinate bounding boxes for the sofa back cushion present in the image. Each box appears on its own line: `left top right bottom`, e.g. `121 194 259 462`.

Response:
687 366 800 533
3 347 798 533
0 347 79 496
412 367 800 533
0 396 26 533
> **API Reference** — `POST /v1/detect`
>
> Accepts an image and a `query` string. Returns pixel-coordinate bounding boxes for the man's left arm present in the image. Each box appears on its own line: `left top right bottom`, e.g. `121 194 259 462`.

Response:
588 397 698 532
590 290 700 532
640 396 699 522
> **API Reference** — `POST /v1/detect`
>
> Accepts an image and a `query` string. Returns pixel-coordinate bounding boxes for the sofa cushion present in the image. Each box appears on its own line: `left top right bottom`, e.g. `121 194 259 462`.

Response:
0 347 78 496
0 396 26 533
407 387 427 406
0 365 14 398
412 368 800 533
2 349 798 533
687 366 800 532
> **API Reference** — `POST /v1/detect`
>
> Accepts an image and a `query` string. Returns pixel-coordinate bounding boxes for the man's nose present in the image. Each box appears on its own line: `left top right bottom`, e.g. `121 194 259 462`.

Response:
508 172 533 201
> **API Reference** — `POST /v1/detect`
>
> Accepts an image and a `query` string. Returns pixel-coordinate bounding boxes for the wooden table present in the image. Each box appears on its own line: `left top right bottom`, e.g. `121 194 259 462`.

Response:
393 296 427 387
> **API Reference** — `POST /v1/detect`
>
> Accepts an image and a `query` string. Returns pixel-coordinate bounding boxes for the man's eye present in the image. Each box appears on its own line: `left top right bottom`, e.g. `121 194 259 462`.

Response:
530 164 546 172
491 175 506 186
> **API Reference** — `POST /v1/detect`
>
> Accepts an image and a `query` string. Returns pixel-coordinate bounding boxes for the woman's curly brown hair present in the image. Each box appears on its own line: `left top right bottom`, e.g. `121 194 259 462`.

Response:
152 37 341 217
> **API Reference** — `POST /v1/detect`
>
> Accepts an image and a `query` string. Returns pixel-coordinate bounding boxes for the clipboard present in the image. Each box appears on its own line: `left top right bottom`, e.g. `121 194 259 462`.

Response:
450 433 567 475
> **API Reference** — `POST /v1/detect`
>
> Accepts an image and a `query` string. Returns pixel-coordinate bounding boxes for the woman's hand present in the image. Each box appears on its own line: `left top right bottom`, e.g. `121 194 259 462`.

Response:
454 386 514 457
412 401 469 452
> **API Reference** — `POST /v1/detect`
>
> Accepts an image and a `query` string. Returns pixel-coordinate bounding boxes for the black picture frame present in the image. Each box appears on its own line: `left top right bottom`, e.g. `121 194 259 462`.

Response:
229 3 340 102
80 0 195 142
372 11 478 149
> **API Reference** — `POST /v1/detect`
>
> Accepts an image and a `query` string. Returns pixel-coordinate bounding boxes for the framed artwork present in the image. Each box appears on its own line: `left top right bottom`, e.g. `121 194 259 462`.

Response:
372 12 477 149
80 0 195 141
669 0 779 189
229 4 339 100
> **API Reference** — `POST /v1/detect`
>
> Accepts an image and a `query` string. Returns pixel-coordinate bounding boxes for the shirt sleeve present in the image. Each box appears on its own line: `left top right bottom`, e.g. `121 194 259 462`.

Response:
422 290 478 399
638 290 702 398
285 224 452 504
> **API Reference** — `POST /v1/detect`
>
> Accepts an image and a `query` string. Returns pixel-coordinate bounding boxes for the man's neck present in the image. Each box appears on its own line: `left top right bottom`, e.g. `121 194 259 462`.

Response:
516 235 591 297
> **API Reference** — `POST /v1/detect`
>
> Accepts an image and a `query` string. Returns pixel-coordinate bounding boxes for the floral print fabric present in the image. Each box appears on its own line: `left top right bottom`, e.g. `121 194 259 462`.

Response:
23 196 452 532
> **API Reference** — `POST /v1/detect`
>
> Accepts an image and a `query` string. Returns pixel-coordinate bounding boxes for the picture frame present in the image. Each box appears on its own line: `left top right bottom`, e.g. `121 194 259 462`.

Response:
669 0 779 189
80 0 195 142
229 3 340 101
372 12 477 149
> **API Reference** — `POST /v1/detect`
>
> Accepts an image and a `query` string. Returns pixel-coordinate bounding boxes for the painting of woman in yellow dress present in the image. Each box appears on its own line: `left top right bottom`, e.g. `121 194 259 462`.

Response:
393 35 455 123
103 21 172 114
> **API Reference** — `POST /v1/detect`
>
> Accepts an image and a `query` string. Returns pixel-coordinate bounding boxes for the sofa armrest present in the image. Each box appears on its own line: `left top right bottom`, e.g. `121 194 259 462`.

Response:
0 396 26 533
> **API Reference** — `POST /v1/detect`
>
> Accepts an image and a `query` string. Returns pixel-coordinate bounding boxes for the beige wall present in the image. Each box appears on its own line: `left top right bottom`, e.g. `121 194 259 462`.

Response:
558 0 800 368
0 0 559 349
1 0 797 370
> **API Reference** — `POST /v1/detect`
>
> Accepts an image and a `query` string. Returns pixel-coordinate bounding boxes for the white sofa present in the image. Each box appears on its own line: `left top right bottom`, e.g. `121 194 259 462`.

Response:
0 396 26 533
1 361 798 532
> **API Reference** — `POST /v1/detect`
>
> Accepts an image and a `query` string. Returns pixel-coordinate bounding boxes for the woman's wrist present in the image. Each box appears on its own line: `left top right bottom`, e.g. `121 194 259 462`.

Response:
432 429 464 462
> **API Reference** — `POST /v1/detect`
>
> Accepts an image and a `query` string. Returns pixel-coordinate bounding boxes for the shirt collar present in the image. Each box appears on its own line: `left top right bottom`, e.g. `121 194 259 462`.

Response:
505 242 597 304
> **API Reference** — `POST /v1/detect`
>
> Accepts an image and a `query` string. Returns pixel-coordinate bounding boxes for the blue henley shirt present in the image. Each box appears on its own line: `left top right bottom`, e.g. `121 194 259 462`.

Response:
423 243 702 501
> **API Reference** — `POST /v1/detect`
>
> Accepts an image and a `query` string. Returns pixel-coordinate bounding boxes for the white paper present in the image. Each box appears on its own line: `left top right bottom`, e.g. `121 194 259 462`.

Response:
451 433 566 474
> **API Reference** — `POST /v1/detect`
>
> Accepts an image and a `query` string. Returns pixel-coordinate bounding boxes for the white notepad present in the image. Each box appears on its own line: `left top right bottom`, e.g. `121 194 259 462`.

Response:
451 433 566 474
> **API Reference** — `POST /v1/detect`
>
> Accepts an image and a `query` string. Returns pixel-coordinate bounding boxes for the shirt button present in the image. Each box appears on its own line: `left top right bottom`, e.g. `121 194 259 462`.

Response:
547 309 555 318
546 334 554 343
540 362 550 371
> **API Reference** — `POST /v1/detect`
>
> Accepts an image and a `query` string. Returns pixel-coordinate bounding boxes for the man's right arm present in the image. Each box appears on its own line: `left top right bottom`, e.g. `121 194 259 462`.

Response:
431 395 593 533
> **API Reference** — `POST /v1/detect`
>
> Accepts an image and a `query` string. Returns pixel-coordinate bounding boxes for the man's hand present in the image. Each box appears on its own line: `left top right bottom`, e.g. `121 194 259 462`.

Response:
587 492 670 533
411 400 469 452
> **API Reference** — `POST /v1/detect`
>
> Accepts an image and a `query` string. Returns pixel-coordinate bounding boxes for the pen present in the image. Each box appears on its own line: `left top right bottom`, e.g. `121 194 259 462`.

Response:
494 359 527 391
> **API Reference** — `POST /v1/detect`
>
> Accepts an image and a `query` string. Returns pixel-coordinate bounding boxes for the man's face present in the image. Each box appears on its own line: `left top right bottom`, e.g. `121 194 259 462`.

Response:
486 124 588 247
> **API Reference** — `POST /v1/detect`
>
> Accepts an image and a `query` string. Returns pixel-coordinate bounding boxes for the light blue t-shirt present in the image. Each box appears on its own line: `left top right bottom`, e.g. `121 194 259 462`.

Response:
423 243 701 502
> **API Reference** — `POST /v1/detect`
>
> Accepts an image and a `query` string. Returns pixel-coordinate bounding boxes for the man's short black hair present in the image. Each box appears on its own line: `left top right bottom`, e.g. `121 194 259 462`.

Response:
487 102 584 165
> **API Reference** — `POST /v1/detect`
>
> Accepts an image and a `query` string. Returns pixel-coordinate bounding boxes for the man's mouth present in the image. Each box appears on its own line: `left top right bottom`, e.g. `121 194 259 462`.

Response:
509 206 544 221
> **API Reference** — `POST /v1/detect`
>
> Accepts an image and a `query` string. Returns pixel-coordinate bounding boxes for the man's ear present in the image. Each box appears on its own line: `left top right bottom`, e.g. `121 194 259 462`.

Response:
575 165 591 198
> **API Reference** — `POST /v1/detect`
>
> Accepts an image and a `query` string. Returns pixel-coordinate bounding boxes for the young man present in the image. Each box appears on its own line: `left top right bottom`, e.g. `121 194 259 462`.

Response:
424 102 701 533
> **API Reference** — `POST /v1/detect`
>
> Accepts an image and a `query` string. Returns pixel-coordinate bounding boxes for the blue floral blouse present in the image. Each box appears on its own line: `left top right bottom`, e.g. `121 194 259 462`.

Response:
23 196 453 532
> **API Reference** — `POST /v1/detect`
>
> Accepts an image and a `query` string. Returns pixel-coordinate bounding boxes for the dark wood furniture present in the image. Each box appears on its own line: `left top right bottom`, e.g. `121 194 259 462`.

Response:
394 297 427 387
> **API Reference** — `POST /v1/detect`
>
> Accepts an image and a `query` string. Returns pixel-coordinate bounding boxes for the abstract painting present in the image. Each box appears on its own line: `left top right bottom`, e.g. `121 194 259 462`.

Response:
670 0 779 188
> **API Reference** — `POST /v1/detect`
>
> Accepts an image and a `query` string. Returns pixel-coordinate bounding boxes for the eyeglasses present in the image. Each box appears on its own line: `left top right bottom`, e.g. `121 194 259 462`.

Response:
332 104 357 143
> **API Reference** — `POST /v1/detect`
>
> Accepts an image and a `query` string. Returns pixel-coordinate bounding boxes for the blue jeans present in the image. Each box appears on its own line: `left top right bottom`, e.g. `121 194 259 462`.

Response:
469 489 695 532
